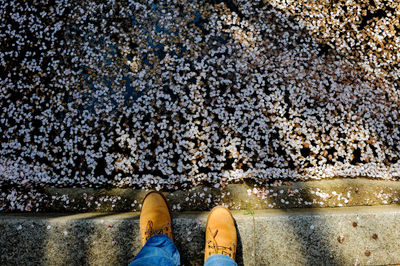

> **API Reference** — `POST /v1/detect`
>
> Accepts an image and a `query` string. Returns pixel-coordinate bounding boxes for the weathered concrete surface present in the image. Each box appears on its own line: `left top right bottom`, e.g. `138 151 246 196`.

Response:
254 206 400 265
23 178 400 212
1 206 400 265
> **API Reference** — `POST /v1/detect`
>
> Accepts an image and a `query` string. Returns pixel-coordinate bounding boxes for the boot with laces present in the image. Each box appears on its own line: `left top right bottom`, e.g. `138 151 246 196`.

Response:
204 206 237 262
140 191 173 246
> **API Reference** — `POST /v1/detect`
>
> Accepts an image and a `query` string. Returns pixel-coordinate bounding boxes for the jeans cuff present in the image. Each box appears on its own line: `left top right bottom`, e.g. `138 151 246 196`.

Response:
204 254 238 266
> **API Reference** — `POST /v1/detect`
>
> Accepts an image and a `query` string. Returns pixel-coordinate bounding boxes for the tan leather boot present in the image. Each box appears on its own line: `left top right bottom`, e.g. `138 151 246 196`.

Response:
204 206 237 262
140 191 173 246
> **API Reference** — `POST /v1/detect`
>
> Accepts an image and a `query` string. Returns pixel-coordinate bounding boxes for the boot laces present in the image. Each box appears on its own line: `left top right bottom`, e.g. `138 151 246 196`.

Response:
207 228 236 258
144 220 171 241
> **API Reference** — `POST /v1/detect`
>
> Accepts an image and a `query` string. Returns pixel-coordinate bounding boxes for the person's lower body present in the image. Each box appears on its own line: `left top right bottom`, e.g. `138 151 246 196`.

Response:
129 234 237 266
129 191 238 266
204 254 237 266
128 234 180 266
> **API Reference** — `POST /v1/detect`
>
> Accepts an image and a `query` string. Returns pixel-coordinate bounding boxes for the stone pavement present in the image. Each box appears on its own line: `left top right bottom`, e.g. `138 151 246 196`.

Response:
1 205 400 265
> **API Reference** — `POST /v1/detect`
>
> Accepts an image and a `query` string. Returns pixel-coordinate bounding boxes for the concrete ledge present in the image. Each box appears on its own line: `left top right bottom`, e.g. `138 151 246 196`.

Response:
3 178 399 212
1 206 400 265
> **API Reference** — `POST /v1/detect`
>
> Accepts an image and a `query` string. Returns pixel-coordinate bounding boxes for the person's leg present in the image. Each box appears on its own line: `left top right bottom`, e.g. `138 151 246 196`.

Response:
204 206 237 266
204 254 237 266
129 234 180 266
129 191 180 266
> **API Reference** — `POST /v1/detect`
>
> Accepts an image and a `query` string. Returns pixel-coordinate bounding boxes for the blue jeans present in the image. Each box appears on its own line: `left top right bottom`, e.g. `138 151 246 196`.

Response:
129 234 237 266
